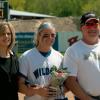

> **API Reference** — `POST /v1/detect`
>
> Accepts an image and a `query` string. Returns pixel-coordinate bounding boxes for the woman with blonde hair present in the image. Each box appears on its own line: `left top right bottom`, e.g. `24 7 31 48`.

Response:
0 21 19 100
18 21 68 100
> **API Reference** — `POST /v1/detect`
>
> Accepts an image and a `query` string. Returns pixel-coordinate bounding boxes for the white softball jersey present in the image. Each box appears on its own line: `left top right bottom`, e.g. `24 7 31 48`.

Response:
19 47 63 100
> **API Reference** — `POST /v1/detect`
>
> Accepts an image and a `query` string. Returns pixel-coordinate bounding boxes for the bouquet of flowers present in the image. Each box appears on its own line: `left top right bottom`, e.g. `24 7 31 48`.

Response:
47 65 69 99
49 65 69 88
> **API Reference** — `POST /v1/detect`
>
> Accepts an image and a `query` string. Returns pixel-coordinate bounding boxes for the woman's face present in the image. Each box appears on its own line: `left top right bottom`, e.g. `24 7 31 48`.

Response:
0 25 11 49
38 28 56 48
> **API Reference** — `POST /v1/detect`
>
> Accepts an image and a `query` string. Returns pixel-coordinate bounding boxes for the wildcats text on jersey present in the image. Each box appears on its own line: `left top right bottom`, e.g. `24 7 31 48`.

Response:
33 67 50 79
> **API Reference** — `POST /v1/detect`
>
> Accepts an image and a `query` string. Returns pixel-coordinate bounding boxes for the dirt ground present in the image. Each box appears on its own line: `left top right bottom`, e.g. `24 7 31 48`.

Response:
18 91 75 100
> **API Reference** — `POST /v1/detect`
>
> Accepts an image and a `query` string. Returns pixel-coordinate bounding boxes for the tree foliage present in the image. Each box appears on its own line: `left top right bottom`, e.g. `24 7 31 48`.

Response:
8 0 100 17
8 0 25 10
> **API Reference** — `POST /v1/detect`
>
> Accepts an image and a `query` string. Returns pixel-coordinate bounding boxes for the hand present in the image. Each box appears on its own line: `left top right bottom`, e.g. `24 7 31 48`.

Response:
36 86 57 98
48 86 57 97
26 86 36 96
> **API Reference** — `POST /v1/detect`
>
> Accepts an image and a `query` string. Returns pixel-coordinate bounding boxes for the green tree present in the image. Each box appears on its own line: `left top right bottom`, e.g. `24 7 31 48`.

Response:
8 0 25 10
8 0 100 17
82 0 100 16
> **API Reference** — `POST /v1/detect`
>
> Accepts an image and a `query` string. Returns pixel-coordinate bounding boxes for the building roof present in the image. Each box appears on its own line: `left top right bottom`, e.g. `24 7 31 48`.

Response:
10 9 55 19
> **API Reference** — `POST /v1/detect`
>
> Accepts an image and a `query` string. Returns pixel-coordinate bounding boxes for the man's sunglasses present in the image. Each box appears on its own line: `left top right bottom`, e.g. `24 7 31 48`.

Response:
85 20 99 27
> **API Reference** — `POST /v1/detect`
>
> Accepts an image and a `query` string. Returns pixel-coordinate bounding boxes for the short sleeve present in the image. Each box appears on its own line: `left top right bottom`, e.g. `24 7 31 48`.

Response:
63 48 78 77
19 55 29 78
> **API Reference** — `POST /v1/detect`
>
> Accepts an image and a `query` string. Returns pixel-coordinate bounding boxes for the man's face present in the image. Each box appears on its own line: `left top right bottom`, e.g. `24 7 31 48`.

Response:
81 19 100 44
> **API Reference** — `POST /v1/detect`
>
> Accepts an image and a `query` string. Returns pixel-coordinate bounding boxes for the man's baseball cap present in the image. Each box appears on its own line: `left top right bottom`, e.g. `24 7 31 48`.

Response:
80 12 99 25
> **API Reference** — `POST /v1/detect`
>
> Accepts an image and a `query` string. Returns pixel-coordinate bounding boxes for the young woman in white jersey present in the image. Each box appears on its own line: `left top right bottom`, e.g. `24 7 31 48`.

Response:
18 21 68 100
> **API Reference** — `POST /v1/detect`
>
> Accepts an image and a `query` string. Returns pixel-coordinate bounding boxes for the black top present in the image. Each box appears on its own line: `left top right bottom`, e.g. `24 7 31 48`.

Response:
0 53 19 100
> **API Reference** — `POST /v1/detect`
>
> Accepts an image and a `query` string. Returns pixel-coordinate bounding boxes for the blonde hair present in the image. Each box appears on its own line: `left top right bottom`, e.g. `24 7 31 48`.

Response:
33 21 55 46
0 21 15 51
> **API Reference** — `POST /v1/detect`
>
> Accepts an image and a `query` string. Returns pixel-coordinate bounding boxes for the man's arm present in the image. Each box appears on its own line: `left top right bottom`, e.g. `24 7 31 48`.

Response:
65 76 94 100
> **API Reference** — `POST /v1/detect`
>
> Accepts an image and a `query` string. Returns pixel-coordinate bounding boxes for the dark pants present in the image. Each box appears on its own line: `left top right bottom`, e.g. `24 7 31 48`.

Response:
55 97 68 100
91 95 100 100
75 95 100 100
74 96 80 100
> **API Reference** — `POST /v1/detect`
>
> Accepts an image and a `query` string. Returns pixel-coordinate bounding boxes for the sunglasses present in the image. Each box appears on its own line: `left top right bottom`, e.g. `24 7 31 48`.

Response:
85 20 99 27
85 22 99 26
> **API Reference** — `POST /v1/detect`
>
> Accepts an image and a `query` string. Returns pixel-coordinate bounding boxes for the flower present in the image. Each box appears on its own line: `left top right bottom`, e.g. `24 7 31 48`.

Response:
49 65 69 87
47 66 69 99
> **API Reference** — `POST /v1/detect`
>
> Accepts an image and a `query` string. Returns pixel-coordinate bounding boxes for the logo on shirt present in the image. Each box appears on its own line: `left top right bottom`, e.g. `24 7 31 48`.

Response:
84 51 100 60
33 67 50 79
